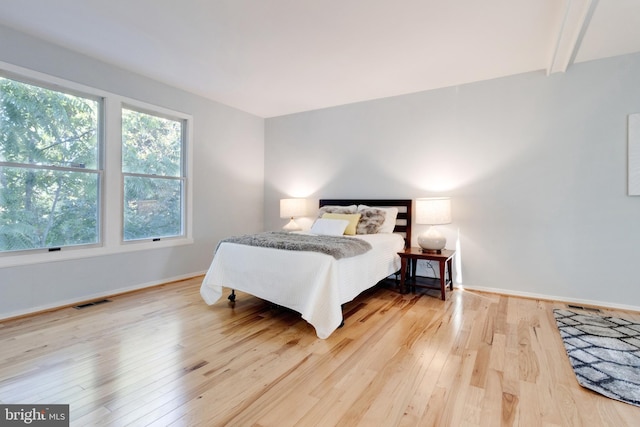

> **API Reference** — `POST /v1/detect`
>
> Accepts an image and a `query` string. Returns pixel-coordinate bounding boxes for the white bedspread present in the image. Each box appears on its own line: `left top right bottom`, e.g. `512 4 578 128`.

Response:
200 233 404 338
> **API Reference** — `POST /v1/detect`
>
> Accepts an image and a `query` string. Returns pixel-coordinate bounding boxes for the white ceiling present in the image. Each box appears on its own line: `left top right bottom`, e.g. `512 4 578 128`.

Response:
1 0 640 118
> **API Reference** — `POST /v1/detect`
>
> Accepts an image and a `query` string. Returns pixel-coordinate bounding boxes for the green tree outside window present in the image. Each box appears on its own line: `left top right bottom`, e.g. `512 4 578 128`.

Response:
121 108 184 241
0 76 100 252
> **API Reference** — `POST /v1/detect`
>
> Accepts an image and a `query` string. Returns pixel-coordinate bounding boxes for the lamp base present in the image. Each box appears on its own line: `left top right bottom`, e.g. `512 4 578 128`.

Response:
417 226 446 253
283 218 301 232
420 248 442 254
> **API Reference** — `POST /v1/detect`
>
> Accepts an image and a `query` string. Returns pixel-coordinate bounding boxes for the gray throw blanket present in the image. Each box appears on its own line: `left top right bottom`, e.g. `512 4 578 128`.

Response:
219 231 372 259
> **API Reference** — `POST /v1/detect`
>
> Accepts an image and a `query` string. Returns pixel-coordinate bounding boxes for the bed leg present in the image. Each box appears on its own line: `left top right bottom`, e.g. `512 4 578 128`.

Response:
228 289 236 307
338 304 345 328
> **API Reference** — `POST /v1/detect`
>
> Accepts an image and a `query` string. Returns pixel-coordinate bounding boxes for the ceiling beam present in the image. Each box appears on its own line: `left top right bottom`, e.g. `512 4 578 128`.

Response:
547 0 599 75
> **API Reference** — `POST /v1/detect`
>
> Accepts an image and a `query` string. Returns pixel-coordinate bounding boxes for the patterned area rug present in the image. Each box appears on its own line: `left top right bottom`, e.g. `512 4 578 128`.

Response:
553 309 640 407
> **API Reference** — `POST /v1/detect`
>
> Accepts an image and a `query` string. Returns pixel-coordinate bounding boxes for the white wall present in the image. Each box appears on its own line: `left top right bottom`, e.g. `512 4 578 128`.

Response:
0 25 265 318
265 53 640 311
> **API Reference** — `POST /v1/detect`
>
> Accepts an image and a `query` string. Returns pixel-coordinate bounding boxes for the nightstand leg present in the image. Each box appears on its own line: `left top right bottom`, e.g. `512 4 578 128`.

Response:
439 261 446 300
411 259 418 293
399 257 408 294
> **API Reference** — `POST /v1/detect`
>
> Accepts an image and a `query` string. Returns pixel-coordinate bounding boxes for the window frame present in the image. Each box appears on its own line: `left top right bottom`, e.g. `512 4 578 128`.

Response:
0 61 193 268
0 70 105 254
120 102 188 243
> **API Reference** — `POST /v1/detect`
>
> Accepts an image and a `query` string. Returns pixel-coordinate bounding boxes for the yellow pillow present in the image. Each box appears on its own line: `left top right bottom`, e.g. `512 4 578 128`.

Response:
322 213 361 235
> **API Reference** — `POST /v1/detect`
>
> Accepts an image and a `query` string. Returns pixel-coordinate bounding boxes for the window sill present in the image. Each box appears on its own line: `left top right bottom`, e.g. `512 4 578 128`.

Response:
0 237 194 269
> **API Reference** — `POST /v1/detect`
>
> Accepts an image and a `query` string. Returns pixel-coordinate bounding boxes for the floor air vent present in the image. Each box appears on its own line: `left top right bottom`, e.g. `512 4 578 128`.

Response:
73 299 112 309
566 304 601 312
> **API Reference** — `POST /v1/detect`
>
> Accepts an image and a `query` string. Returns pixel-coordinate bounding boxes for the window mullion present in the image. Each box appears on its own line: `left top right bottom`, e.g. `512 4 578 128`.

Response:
102 96 121 249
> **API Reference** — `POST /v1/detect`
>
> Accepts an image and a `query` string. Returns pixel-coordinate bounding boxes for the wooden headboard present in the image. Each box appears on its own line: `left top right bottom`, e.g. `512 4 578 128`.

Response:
319 199 412 248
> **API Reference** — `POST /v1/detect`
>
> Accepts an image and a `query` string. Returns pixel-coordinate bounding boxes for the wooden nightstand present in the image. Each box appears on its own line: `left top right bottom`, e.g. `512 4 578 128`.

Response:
398 247 455 300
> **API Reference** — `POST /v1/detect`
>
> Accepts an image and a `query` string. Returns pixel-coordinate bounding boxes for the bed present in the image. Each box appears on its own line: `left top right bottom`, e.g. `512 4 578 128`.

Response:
200 199 412 338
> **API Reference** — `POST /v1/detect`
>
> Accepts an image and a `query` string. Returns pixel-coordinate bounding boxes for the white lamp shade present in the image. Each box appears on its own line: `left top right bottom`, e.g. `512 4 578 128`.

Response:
280 198 307 219
415 198 452 225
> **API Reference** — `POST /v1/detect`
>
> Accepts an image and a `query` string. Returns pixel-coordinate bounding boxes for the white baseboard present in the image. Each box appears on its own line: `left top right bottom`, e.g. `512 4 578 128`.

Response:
458 284 640 313
0 270 207 321
5 275 638 321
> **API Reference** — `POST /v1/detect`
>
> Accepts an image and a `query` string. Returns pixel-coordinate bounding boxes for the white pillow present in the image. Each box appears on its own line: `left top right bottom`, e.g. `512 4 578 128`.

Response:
310 218 349 236
358 205 398 233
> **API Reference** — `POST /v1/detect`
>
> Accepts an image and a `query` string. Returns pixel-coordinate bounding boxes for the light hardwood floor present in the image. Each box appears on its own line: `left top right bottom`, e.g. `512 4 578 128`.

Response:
1 277 639 426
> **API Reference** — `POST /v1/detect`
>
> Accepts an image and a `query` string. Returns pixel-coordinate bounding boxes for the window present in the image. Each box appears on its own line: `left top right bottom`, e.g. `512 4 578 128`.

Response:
121 107 185 241
0 75 101 253
0 62 192 267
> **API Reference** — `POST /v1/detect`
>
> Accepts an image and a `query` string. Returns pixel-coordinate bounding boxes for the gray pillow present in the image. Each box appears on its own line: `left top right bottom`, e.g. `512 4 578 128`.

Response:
356 208 386 234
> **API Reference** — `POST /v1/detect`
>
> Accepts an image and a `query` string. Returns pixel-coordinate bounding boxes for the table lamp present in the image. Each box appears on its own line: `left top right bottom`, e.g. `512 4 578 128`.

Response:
280 198 307 231
415 197 451 253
